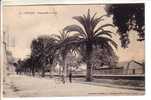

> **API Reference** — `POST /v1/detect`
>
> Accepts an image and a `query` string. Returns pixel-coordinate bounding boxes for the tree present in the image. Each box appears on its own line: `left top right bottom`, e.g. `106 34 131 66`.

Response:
31 35 56 77
105 4 144 48
63 9 117 81
21 57 34 76
65 52 82 75
91 46 118 70
51 31 79 83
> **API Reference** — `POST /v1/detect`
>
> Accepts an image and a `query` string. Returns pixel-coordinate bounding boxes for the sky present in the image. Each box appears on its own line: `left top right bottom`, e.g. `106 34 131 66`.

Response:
3 5 144 62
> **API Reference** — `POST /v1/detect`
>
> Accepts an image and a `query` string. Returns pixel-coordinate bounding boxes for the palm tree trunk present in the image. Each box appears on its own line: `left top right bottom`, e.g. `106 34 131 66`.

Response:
32 67 35 77
62 60 66 83
41 65 45 77
61 55 67 84
66 65 69 77
86 60 93 81
59 65 61 75
49 65 52 78
86 43 93 81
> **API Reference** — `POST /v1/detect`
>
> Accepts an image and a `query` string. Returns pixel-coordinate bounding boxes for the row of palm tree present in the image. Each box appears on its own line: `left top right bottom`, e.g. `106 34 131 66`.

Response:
26 9 118 81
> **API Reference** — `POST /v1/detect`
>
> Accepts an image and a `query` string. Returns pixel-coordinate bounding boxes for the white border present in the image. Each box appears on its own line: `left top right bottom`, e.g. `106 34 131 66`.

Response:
1 0 4 100
145 0 151 98
3 0 146 6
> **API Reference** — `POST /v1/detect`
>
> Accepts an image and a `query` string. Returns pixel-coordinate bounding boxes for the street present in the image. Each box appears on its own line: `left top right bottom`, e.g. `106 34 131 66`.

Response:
3 74 144 97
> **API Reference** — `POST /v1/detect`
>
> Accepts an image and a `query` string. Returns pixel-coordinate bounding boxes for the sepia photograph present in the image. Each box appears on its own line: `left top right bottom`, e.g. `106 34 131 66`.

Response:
2 3 145 97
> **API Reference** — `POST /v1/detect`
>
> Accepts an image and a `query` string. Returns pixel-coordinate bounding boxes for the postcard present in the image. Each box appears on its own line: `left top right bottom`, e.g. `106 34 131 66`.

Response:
1 0 145 98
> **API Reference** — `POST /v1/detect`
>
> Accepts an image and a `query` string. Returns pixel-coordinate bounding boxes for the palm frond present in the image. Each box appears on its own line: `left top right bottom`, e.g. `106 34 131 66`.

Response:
63 24 87 38
94 37 118 49
86 9 91 31
94 31 112 38
91 13 97 23
73 16 86 28
102 42 116 56
51 34 62 42
92 15 108 29
87 9 91 23
94 24 115 34
73 15 89 35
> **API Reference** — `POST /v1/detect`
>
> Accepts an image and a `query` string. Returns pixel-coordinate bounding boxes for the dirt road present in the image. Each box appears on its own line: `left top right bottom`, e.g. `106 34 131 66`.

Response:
3 74 144 97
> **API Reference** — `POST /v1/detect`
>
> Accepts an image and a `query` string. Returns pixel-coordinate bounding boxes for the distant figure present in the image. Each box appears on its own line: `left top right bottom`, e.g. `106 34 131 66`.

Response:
69 71 72 83
13 63 21 75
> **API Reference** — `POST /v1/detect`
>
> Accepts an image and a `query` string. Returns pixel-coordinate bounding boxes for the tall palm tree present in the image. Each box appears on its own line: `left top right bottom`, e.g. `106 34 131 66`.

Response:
51 31 79 83
63 9 117 81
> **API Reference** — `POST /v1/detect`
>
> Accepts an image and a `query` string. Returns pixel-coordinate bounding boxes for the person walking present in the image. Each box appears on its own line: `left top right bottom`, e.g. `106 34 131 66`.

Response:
69 71 72 83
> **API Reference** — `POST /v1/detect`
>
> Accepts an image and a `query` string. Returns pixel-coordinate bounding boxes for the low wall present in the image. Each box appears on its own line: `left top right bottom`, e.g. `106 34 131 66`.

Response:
53 74 145 80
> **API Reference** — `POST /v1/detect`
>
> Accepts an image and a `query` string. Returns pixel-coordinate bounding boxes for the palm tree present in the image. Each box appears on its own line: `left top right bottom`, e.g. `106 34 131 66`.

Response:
51 31 79 83
63 9 117 81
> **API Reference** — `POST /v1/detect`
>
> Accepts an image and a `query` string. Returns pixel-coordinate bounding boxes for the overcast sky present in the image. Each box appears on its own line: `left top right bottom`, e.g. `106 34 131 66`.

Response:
3 5 144 62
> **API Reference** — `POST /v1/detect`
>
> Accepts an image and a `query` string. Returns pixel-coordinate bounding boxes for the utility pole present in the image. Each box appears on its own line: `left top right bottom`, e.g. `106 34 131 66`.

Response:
3 31 8 82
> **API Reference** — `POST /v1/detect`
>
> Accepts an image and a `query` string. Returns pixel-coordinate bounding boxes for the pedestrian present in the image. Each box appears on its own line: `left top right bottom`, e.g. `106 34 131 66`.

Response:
69 71 72 83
